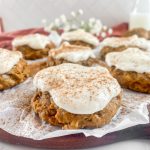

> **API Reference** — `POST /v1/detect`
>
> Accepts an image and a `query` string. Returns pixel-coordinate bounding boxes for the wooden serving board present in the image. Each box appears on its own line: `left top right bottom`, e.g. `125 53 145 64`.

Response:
0 24 148 149
0 106 149 149
0 64 149 149
0 125 149 149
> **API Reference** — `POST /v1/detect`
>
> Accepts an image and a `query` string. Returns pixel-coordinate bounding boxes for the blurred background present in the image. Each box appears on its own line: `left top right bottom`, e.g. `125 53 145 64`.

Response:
0 0 137 31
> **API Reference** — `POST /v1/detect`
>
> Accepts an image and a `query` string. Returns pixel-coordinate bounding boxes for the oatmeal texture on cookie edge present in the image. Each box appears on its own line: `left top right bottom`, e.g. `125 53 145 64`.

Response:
100 35 150 51
61 29 100 47
49 42 96 63
33 63 121 114
12 34 50 49
105 48 150 73
0 48 22 74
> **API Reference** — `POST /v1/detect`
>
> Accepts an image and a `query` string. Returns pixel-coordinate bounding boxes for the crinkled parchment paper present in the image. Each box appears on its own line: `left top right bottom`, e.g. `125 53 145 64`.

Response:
0 78 150 140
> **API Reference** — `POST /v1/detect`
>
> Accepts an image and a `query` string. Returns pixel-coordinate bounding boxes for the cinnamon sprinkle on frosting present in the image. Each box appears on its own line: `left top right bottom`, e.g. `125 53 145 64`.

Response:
12 34 50 49
61 29 100 46
100 35 150 51
0 48 22 74
49 42 95 62
33 63 121 114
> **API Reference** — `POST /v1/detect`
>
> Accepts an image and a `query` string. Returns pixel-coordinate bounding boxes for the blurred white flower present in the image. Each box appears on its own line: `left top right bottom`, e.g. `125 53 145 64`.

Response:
90 27 99 34
95 20 102 26
63 24 71 31
108 28 113 34
95 32 100 36
41 19 47 26
81 21 85 26
88 18 95 28
71 24 78 30
88 19 102 33
89 18 96 24
78 9 83 15
54 18 60 26
48 31 62 47
94 22 101 29
60 14 67 23
88 22 92 28
102 25 108 31
44 10 105 35
71 11 76 17
44 27 50 32
101 32 106 38
41 19 47 24
96 21 102 31
44 23 54 32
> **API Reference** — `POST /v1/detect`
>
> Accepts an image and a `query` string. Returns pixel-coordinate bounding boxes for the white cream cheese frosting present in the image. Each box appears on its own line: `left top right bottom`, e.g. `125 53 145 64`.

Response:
49 42 96 63
61 29 100 46
100 35 150 51
12 34 50 49
0 48 23 74
33 63 121 114
106 48 150 73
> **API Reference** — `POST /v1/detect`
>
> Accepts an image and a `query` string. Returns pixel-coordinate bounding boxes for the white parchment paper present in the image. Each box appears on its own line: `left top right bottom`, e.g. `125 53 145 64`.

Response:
0 78 150 140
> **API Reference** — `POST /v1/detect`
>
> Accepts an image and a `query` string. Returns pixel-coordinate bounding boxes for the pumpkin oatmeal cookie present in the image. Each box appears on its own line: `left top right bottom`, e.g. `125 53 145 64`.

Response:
61 29 99 48
0 48 29 90
12 34 55 60
105 48 150 93
31 63 121 129
123 28 150 40
48 42 103 67
100 35 150 60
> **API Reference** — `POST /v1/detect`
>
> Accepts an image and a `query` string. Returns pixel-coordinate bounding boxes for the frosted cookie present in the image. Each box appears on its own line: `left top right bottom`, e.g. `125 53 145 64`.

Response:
12 34 55 60
48 42 104 67
123 28 150 40
61 29 99 48
31 63 121 129
100 35 150 60
105 48 150 93
0 48 29 90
